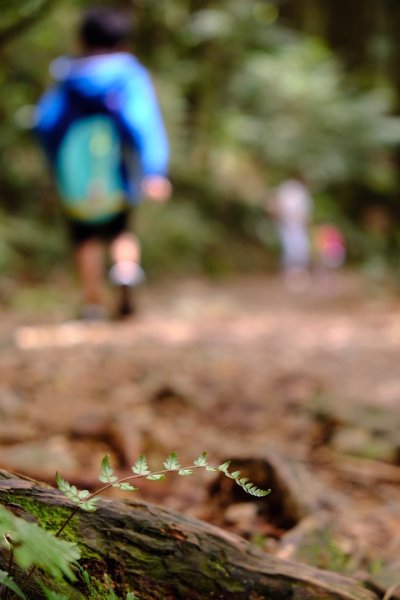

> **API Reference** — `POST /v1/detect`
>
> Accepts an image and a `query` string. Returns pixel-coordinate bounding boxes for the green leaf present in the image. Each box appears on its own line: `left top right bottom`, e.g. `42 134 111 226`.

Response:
205 466 218 472
78 490 90 499
0 505 80 580
55 472 72 495
163 452 181 471
41 585 68 600
146 473 165 481
79 499 98 512
230 470 241 480
234 479 271 498
193 451 208 467
218 461 231 474
132 454 150 476
112 482 137 491
0 570 26 599
99 455 118 484
55 473 84 505
178 469 193 476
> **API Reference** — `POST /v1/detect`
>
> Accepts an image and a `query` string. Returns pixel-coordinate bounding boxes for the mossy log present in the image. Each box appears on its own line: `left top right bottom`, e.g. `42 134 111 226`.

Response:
0 470 377 600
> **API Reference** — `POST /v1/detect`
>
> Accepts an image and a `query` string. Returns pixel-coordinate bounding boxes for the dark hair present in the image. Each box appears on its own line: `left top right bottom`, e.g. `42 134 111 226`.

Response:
79 7 132 50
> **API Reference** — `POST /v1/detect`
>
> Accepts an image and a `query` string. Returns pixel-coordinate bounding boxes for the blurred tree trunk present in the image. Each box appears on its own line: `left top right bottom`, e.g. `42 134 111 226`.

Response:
324 0 378 70
280 0 379 72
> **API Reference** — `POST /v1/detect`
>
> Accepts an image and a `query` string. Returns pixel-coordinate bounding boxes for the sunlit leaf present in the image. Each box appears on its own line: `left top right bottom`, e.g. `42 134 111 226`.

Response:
163 452 181 470
146 473 165 481
194 451 208 467
99 455 118 484
132 454 150 476
178 469 193 476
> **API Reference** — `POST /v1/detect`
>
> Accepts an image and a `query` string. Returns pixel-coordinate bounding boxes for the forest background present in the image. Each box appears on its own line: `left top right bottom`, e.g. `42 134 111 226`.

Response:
2 0 400 284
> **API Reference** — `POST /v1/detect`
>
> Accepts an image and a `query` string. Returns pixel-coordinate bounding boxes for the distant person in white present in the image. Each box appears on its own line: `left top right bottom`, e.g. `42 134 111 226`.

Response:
269 177 312 289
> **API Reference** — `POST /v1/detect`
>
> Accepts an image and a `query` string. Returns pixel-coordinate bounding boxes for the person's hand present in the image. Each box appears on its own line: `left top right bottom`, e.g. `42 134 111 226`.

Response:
142 176 172 203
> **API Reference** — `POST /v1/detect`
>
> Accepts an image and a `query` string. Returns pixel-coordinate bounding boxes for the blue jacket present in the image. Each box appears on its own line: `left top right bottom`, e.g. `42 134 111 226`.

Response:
36 52 169 204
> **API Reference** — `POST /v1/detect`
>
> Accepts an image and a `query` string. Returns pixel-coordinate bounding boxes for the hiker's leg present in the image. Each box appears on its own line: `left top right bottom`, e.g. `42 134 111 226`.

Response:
110 232 140 265
109 233 143 317
74 238 104 306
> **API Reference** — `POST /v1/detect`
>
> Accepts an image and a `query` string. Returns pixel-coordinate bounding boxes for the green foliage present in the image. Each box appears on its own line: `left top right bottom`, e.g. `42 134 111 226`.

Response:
55 473 98 513
77 568 135 600
0 210 68 279
222 39 400 187
99 454 119 484
132 454 150 476
0 451 270 599
41 587 70 600
193 451 208 467
163 451 181 471
0 505 80 580
218 461 269 497
54 452 271 518
0 570 26 599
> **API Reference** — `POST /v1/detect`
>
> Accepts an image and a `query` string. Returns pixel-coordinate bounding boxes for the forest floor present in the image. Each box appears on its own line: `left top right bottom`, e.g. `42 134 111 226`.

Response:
1 271 400 594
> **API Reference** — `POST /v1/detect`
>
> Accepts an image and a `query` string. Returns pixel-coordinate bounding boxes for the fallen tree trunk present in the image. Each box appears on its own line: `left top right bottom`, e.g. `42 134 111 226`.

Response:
0 470 377 600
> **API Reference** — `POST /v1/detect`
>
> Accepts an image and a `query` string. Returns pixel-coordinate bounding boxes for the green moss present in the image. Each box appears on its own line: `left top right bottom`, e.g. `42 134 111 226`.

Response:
0 493 101 558
0 494 114 598
1 492 78 538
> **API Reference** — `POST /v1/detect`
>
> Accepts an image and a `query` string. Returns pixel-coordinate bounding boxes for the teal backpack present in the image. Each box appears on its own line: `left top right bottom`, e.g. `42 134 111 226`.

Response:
55 114 126 223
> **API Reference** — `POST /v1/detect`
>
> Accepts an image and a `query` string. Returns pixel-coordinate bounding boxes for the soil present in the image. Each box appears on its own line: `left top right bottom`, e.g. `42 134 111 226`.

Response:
1 271 400 591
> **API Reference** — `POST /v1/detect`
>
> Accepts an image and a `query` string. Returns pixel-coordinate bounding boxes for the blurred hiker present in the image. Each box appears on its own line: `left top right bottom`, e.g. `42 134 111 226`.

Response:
313 224 346 271
268 176 313 291
35 7 171 320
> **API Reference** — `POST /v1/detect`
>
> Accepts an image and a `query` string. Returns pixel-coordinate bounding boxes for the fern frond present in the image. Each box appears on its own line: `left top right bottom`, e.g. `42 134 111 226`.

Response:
55 473 88 506
164 452 181 470
235 479 271 497
112 482 137 491
99 455 118 484
178 469 193 476
132 454 150 476
194 451 208 467
0 570 26 599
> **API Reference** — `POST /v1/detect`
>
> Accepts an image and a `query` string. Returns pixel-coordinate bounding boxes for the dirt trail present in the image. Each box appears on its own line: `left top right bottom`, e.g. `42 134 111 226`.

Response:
1 272 400 585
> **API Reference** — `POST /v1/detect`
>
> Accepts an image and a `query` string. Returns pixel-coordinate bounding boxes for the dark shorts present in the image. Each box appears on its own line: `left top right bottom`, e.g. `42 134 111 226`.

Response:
66 210 131 246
